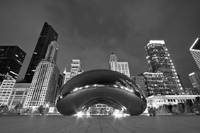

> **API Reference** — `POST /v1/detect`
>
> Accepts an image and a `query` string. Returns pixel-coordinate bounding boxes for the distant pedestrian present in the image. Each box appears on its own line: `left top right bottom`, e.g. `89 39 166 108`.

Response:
148 107 156 116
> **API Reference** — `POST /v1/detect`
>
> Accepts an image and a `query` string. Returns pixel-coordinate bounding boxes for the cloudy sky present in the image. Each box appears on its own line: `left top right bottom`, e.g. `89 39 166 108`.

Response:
0 0 200 87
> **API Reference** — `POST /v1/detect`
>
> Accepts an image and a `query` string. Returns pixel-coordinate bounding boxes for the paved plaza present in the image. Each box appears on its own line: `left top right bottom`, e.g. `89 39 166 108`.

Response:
0 115 200 133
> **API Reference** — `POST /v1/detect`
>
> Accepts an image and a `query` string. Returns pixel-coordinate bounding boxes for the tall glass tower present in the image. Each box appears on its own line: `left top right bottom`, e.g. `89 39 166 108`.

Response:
145 40 183 94
0 46 26 82
24 22 58 83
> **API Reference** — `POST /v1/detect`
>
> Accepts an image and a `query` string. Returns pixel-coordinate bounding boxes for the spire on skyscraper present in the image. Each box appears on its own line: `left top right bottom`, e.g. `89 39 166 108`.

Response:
45 41 59 63
109 52 118 63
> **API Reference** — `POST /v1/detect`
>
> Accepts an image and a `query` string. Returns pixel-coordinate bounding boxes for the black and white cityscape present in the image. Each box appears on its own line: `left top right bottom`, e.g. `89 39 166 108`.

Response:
0 0 200 133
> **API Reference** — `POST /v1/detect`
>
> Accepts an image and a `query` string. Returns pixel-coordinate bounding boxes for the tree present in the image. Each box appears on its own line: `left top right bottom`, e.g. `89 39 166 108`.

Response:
0 105 9 113
38 105 44 115
14 103 23 115
193 97 200 115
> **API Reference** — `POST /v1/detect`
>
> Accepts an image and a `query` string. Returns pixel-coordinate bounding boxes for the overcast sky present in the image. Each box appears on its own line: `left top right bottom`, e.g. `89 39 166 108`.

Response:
0 0 200 87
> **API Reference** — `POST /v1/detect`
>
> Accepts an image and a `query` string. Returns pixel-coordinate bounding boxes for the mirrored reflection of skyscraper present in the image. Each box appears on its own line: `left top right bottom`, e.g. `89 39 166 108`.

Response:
145 40 183 94
0 46 26 82
24 22 58 83
109 53 130 77
24 41 60 110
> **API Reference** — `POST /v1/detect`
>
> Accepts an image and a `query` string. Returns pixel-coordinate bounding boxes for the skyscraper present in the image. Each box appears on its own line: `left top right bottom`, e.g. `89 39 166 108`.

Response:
55 74 64 100
8 82 30 109
132 74 148 97
145 40 183 94
24 22 58 83
24 41 60 110
70 59 83 77
63 59 83 84
109 53 130 77
0 46 26 82
190 37 200 70
63 70 71 84
189 71 200 94
143 72 169 96
109 53 118 71
0 79 16 106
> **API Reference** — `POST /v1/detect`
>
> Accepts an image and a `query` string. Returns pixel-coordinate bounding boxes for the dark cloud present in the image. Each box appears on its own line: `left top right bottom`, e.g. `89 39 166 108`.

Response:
0 0 200 87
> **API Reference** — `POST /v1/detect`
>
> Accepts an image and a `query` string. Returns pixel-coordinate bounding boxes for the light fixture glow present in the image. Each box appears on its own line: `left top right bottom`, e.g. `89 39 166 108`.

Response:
74 111 90 118
112 109 129 119
74 111 84 118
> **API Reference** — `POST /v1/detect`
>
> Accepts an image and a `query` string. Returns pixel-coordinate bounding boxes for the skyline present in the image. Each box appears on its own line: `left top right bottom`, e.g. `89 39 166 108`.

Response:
0 0 200 87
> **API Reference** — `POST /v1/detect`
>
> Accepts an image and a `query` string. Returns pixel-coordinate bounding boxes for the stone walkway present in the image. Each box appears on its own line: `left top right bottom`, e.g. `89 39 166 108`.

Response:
0 115 200 133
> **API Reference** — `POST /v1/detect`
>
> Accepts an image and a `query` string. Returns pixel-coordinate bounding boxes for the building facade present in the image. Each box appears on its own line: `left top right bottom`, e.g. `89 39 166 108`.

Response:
189 72 200 94
24 22 58 83
0 46 26 82
145 40 183 94
8 83 30 109
109 53 130 77
143 72 170 96
63 59 83 84
63 70 71 84
24 41 60 110
0 79 16 106
70 59 83 77
184 87 196 95
146 95 200 108
55 74 64 102
190 37 200 70
132 74 148 97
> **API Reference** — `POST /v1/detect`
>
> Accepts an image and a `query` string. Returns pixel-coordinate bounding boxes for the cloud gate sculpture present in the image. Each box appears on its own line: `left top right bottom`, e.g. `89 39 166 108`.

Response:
56 69 147 116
